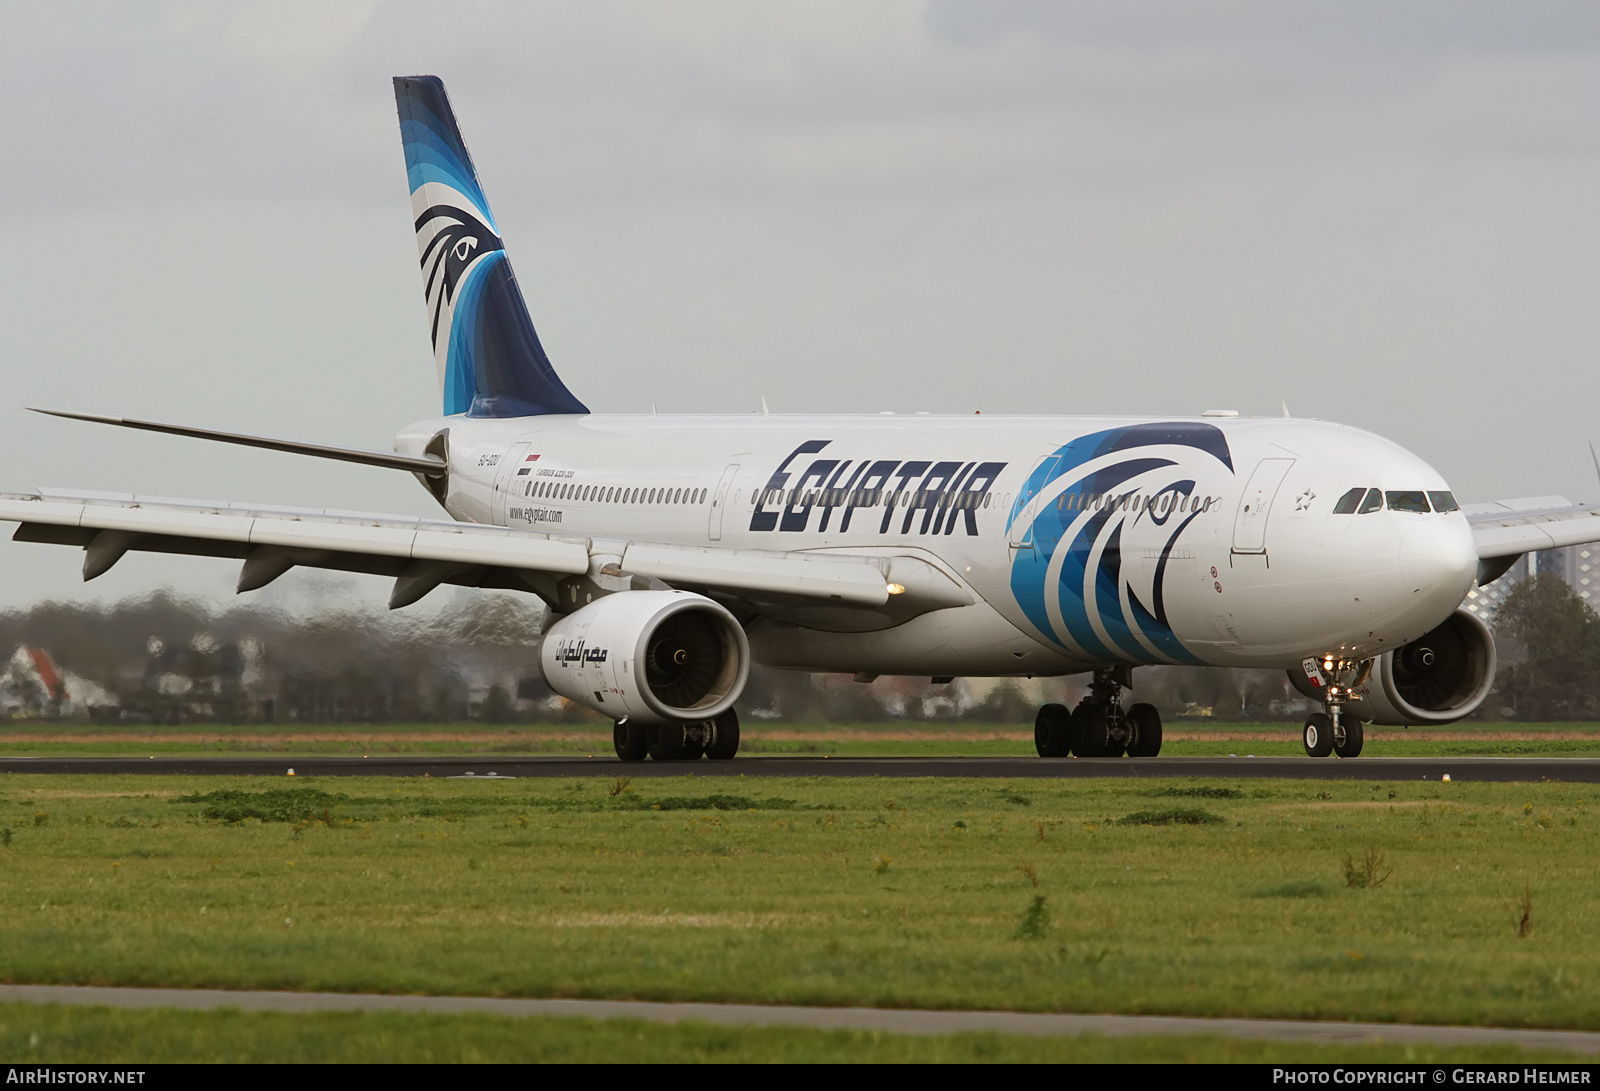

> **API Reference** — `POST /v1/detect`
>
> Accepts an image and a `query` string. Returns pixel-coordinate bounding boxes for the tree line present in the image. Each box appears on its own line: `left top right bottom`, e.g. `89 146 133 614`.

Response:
0 579 1583 724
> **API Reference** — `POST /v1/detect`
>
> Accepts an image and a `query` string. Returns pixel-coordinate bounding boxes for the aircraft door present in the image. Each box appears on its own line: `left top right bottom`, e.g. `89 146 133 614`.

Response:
708 463 740 541
491 442 532 525
1008 453 1061 550
1232 457 1295 554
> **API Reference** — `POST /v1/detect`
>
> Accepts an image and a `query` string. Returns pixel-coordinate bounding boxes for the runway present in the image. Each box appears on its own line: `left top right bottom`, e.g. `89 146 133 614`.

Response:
2 754 1599 781
0 983 1596 1054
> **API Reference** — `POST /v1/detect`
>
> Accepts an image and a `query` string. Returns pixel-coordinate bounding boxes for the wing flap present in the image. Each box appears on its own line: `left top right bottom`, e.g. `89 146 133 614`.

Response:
621 542 890 606
0 491 934 613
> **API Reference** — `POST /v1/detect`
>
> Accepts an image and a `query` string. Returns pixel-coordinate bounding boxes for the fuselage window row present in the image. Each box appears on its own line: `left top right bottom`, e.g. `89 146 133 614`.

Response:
1048 492 1215 515
524 482 710 505
749 487 1002 510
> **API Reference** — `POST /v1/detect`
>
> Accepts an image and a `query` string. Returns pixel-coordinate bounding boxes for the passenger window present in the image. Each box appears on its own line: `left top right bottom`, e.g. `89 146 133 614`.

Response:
1332 487 1364 515
1386 491 1430 513
1427 490 1459 513
1357 488 1383 514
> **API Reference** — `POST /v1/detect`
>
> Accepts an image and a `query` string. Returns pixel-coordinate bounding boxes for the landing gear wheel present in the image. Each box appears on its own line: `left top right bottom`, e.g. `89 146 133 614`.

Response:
1071 703 1110 758
613 721 648 762
1034 703 1076 757
1126 703 1163 757
705 708 741 760
1303 713 1335 758
681 723 708 761
647 723 687 761
1334 717 1365 759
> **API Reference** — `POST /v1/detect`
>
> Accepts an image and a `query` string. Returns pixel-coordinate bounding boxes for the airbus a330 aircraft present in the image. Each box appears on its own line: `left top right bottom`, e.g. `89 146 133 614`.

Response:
4 76 1596 762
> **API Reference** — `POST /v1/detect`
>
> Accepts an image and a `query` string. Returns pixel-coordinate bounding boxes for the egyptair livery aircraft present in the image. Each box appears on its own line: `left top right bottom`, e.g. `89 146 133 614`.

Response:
5 76 1596 761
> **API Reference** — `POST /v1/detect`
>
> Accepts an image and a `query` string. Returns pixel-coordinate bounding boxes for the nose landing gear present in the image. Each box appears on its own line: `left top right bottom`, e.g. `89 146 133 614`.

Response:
1301 656 1370 758
1034 666 1163 758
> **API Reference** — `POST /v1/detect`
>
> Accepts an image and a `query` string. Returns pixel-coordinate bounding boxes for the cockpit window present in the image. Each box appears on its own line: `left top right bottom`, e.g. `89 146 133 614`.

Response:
1386 490 1430 513
1332 487 1365 515
1357 488 1383 514
1427 490 1459 513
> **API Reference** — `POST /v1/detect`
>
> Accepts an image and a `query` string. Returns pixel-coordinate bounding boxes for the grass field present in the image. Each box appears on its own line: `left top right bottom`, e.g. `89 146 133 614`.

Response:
0 720 1598 757
1 769 1598 1063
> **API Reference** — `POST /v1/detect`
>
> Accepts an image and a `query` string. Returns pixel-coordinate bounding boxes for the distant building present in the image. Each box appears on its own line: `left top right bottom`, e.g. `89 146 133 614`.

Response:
1463 544 1600 623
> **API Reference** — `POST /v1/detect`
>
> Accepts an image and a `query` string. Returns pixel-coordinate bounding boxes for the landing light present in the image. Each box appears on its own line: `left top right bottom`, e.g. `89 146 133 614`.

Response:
886 583 906 595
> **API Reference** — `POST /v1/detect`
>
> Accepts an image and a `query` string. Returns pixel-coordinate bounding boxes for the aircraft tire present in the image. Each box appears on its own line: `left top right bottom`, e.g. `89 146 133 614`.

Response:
1071 703 1110 757
705 708 740 760
647 723 688 761
613 721 648 762
1033 703 1075 757
1126 703 1163 757
1303 713 1335 758
1334 717 1365 759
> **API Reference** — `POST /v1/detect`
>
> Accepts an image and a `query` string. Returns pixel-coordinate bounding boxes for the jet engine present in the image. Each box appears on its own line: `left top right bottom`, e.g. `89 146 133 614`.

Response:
1288 608 1497 726
539 590 749 725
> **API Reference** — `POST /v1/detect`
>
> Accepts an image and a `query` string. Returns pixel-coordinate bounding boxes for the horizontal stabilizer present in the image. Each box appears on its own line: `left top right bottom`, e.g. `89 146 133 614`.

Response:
32 410 445 477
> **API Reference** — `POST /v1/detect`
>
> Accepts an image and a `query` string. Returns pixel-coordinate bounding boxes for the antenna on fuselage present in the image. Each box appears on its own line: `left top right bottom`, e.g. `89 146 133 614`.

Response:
1281 399 1291 418
760 397 770 417
1588 440 1600 490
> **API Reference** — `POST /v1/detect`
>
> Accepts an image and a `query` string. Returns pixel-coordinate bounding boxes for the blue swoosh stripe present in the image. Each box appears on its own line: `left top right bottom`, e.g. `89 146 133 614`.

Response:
1006 421 1233 537
399 110 498 232
1007 422 1235 665
1010 457 1172 660
442 251 504 415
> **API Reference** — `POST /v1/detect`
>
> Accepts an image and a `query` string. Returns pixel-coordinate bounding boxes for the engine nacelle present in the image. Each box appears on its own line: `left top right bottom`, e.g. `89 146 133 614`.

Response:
1357 609 1497 725
539 590 749 725
1288 609 1497 726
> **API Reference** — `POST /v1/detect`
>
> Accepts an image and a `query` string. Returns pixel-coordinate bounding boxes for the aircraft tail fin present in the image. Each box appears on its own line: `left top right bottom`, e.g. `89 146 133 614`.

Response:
393 75 588 418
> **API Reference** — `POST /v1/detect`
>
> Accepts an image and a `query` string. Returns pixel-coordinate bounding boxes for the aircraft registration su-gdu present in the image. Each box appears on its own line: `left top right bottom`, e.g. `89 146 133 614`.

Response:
5 77 1591 761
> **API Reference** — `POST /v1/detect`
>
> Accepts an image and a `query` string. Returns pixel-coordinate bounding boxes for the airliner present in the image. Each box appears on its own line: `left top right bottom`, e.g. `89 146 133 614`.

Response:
2 76 1593 762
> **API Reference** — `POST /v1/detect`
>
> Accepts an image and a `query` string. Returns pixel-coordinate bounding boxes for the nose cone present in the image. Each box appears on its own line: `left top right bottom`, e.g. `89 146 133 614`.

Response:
1398 516 1478 628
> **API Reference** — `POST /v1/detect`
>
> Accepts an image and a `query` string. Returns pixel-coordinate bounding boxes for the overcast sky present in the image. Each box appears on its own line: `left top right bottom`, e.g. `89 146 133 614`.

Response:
2 1 1599 612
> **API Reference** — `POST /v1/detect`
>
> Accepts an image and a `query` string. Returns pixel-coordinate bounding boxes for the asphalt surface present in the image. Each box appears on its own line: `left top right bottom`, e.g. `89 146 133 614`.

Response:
0 983 1594 1053
0 753 1597 781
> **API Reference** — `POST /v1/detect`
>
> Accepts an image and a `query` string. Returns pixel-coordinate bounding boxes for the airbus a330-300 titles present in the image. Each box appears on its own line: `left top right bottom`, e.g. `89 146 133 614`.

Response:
5 76 1594 762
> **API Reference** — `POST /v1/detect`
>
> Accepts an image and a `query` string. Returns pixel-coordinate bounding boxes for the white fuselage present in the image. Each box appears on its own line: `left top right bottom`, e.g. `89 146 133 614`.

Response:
396 412 1478 678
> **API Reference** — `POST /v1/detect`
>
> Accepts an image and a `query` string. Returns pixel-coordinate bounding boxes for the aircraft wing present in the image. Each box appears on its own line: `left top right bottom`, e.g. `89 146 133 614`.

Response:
1463 495 1600 559
0 490 965 614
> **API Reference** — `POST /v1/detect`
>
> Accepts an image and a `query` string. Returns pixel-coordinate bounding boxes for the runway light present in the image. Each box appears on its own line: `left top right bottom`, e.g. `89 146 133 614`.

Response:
886 582 906 595
1442 774 1452 782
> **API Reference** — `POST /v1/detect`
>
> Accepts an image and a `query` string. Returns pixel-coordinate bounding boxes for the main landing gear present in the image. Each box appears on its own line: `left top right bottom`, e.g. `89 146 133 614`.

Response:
1302 656 1370 759
614 708 741 762
1035 666 1163 758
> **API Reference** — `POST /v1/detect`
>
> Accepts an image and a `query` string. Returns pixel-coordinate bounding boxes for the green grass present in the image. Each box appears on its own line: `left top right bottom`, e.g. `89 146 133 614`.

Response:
3 720 1600 758
1 773 1599 1038
0 1004 1588 1063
